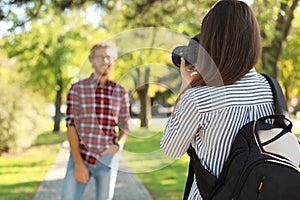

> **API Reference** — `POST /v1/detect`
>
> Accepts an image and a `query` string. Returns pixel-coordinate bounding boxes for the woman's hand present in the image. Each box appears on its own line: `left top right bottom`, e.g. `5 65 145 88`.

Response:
179 58 199 93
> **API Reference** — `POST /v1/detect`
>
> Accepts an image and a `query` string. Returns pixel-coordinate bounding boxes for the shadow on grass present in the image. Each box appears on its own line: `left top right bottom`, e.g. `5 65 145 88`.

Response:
0 181 40 200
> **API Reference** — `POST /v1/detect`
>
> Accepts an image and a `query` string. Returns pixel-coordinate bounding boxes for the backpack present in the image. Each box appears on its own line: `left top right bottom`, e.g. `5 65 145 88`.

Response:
183 74 300 200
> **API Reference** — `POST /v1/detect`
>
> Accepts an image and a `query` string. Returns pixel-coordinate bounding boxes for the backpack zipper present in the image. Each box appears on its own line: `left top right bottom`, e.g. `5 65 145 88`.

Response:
232 157 266 199
257 175 265 193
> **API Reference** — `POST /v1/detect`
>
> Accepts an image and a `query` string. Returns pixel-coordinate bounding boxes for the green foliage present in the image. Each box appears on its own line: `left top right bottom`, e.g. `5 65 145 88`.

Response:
277 8 300 101
102 0 216 35
2 7 96 101
248 1 300 103
0 0 107 35
0 68 49 153
252 0 281 46
253 0 300 79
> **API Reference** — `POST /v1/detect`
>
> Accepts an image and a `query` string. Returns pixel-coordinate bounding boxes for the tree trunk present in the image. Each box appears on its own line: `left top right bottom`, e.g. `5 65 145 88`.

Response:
261 0 299 78
53 78 63 133
136 67 151 128
138 86 151 127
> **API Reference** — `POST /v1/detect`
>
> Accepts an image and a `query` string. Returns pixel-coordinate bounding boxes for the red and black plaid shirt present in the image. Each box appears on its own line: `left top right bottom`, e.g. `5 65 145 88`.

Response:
66 74 130 165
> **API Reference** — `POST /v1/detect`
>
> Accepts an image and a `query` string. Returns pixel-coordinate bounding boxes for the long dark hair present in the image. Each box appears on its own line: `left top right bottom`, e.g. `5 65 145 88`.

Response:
192 0 261 87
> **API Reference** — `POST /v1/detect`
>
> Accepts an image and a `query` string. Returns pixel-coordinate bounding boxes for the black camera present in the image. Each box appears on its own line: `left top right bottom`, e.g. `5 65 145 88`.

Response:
171 34 200 68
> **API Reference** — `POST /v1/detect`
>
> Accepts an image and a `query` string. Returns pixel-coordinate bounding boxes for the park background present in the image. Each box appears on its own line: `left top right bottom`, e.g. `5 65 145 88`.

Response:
1 0 300 199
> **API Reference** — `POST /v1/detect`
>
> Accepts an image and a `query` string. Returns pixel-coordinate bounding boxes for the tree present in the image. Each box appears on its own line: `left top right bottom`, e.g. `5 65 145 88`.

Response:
252 0 300 105
105 27 190 127
0 0 112 34
100 1 214 127
2 5 97 132
1 0 215 128
253 0 299 78
277 8 300 103
2 0 300 123
0 0 213 33
0 54 49 153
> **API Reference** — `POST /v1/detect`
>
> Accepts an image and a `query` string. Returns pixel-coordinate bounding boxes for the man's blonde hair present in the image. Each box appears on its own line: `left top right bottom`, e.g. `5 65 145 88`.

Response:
88 41 117 60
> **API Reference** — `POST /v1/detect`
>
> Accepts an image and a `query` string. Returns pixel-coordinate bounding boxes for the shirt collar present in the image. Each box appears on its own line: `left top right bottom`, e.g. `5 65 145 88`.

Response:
89 73 111 86
243 68 257 78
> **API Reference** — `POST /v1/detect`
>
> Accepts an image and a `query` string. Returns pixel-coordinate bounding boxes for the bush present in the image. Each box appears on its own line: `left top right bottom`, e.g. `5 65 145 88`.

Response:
0 82 49 154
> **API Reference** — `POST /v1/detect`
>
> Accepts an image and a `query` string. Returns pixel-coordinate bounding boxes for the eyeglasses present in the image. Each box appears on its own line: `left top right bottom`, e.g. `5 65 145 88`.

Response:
93 55 115 62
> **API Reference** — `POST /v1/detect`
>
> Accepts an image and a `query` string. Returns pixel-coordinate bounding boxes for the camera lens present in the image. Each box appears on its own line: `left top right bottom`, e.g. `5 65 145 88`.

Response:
172 46 187 68
171 34 200 68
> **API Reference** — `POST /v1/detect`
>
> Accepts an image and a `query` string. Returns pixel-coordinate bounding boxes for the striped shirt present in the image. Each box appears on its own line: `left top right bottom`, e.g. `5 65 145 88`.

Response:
160 68 274 199
66 73 130 166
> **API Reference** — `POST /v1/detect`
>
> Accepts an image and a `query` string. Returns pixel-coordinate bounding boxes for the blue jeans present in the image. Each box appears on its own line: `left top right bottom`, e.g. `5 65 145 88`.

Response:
61 153 119 200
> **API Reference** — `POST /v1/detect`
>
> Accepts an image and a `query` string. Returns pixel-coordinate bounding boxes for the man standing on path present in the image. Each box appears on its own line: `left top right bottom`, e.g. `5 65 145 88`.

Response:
62 41 130 200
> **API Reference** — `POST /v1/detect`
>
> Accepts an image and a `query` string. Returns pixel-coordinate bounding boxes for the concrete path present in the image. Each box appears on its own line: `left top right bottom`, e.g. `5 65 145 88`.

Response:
32 142 153 200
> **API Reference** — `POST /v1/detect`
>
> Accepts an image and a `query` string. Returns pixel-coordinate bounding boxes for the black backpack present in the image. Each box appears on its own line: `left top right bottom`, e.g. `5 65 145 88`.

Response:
184 75 300 200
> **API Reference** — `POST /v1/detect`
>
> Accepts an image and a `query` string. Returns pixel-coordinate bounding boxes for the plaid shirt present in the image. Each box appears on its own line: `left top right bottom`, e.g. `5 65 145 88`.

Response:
66 74 130 166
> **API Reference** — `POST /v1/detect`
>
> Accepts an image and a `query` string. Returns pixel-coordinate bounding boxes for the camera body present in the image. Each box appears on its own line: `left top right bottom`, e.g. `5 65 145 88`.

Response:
171 34 200 68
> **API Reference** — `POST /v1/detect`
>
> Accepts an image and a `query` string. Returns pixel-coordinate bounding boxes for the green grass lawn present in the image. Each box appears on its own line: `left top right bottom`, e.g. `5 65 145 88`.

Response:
0 132 66 200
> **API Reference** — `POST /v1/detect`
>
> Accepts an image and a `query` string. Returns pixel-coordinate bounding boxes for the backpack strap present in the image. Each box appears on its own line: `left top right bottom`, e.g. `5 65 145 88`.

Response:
184 146 218 200
183 157 196 200
261 74 288 128
261 74 288 115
